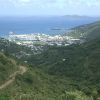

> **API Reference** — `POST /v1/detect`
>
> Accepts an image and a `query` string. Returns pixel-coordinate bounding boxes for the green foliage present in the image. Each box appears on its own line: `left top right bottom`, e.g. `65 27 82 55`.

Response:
68 21 100 40
0 94 10 100
19 38 100 99
61 90 93 100
0 21 100 99
0 53 18 85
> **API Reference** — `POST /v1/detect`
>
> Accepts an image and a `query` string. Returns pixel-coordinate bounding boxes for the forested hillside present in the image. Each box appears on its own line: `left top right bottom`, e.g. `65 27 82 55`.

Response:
68 21 100 40
0 38 99 100
0 21 100 100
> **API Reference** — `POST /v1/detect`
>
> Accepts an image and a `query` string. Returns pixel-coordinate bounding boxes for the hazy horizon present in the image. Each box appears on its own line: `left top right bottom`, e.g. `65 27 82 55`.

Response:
0 15 100 18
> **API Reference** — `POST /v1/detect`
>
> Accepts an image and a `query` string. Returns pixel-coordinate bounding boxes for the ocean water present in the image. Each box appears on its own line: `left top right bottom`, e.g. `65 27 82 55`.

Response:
0 16 98 37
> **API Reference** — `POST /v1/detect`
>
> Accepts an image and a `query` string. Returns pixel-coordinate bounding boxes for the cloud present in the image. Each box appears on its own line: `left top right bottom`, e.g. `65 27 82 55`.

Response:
0 0 100 16
6 0 100 8
9 0 32 6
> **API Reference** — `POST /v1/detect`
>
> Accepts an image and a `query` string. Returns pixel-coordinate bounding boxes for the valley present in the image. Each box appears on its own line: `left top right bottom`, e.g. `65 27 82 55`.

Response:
0 21 100 100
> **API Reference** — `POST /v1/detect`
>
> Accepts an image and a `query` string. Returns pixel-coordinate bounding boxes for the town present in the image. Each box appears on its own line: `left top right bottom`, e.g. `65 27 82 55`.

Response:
9 32 81 48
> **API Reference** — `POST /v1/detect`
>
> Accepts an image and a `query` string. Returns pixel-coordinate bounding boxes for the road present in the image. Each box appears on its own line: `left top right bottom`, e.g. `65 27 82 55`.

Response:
0 66 27 90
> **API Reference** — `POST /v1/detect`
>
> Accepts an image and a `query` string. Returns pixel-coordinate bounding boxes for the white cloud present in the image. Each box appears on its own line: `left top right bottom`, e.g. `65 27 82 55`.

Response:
7 0 100 8
9 0 32 6
0 0 100 16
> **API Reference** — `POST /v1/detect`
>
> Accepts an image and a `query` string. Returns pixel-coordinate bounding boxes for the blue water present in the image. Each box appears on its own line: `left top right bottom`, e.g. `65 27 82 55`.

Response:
0 16 99 37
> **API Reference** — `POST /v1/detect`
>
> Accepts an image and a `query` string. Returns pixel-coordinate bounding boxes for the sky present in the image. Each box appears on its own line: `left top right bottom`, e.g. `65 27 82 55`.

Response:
0 0 100 16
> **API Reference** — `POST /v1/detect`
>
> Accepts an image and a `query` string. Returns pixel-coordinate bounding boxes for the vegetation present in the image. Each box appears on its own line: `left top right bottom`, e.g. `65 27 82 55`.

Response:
0 53 18 85
0 38 100 99
68 21 100 40
0 21 100 99
0 38 33 58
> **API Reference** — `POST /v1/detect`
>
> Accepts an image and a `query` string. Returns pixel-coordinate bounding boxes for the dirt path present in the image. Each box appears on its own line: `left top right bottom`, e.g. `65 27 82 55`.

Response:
0 66 27 90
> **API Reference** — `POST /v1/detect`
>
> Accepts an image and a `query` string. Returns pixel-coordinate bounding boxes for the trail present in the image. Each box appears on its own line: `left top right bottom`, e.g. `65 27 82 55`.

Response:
0 66 27 90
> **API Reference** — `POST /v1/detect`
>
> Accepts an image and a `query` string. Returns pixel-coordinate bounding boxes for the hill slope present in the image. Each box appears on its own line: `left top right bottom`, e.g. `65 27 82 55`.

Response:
0 53 18 85
67 21 100 40
29 39 100 83
0 21 100 99
0 40 100 99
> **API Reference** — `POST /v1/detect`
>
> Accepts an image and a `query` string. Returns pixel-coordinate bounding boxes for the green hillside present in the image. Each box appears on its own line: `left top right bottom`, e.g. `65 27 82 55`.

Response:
0 38 33 55
28 38 100 85
0 53 18 85
0 21 100 99
68 21 100 40
1 38 99 100
14 36 100 99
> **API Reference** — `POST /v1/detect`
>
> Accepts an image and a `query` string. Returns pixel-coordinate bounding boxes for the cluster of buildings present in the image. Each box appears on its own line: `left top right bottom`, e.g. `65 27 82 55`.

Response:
8 32 81 47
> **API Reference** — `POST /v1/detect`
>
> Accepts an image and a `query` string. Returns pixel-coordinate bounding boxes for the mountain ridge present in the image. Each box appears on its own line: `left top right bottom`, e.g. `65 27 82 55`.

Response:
67 20 100 40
